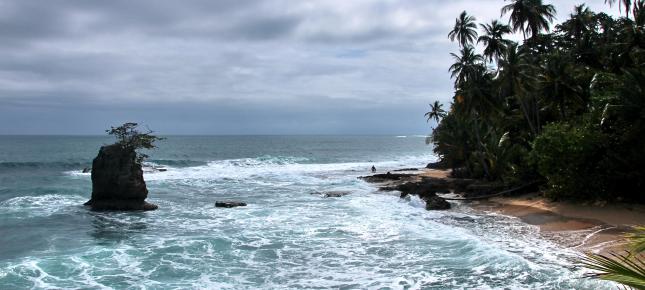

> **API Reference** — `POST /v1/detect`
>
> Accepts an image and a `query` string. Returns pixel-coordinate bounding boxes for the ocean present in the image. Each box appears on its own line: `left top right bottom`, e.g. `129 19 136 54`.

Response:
0 135 609 289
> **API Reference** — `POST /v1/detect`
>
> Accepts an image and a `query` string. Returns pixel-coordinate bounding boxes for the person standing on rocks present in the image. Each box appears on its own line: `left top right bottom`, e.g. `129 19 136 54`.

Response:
371 165 376 173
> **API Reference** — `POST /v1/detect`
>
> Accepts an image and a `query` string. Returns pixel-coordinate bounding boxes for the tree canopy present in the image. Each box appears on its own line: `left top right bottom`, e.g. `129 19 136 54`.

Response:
430 1 645 201
106 122 164 163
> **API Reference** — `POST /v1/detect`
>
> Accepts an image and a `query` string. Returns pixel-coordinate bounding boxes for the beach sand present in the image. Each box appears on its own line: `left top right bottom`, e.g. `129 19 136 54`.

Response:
418 169 645 254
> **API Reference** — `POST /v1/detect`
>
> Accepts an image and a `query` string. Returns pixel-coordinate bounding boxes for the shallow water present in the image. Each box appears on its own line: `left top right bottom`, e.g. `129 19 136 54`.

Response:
0 135 610 289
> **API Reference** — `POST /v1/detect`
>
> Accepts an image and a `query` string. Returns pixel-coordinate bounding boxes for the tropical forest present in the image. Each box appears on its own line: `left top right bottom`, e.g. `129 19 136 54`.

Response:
429 0 645 203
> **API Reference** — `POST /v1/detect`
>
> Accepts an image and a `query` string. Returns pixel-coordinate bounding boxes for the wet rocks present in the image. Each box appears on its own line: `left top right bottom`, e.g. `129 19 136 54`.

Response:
424 195 451 210
323 191 350 198
426 160 449 169
393 168 419 172
359 173 415 183
84 144 158 211
381 182 434 198
361 169 457 211
215 201 247 208
310 191 351 198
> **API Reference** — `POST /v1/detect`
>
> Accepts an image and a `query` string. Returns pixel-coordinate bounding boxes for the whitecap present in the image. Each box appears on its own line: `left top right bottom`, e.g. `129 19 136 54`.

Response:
0 194 85 219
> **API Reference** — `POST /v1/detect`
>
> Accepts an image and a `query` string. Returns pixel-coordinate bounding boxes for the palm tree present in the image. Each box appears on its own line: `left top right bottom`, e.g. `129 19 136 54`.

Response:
431 113 473 171
459 66 497 180
477 20 514 63
501 0 556 41
449 45 484 87
635 1 645 25
448 11 479 47
539 53 583 119
566 4 594 39
497 43 539 136
425 101 447 124
605 0 633 17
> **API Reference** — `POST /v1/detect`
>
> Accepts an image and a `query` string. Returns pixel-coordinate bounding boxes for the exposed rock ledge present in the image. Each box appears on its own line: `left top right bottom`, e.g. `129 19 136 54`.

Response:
359 172 455 210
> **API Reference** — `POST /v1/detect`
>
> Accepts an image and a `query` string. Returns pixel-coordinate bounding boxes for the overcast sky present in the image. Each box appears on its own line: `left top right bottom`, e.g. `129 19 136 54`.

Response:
0 0 617 135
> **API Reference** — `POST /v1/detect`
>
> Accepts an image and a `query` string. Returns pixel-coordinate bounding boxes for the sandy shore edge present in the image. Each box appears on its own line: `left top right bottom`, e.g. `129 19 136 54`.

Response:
409 168 645 254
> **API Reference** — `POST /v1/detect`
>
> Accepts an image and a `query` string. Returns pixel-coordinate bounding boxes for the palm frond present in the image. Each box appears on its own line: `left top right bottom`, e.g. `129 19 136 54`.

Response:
628 227 645 255
581 252 645 289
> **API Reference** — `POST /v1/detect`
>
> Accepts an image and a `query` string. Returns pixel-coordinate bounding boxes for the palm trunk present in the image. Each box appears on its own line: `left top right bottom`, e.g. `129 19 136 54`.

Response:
473 116 491 180
534 96 541 134
514 76 540 136
516 92 537 136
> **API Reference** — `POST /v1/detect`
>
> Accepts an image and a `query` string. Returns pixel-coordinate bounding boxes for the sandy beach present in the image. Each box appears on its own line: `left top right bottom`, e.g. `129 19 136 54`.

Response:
394 168 645 254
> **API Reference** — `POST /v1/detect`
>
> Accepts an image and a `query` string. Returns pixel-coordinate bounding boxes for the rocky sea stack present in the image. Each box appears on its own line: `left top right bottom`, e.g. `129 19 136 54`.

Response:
85 144 158 211
84 122 163 211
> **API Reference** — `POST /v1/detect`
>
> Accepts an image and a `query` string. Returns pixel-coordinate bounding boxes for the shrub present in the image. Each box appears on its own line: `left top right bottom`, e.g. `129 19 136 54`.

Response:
531 121 607 200
106 122 164 163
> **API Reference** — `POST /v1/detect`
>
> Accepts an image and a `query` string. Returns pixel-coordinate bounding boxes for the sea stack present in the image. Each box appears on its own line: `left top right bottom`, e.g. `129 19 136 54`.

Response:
84 144 158 211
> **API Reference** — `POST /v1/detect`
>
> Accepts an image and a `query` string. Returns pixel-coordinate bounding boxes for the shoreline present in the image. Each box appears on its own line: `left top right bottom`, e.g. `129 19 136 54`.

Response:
368 168 645 254
468 193 644 254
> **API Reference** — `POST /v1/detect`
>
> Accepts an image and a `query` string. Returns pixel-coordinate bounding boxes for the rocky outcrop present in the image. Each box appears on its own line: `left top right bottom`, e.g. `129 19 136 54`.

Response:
309 191 351 198
323 191 350 198
426 160 449 169
424 195 451 210
378 181 450 209
361 170 455 211
215 201 247 208
84 144 157 211
359 173 415 183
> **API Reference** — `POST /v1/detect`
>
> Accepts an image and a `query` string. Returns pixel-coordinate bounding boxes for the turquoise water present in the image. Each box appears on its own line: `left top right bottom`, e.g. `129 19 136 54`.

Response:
0 135 609 289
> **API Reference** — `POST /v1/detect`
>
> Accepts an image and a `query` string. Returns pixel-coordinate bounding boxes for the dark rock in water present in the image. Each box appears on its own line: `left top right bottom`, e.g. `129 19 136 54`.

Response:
378 176 475 196
309 191 351 198
383 182 437 199
359 173 415 183
424 195 451 210
426 160 449 169
393 168 419 172
84 144 157 211
215 201 247 208
323 191 350 198
82 167 91 173
378 178 453 210
452 216 475 222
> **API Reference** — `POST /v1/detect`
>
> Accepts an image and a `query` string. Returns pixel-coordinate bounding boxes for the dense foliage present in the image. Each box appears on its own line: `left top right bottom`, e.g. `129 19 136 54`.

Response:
106 122 164 163
429 0 645 202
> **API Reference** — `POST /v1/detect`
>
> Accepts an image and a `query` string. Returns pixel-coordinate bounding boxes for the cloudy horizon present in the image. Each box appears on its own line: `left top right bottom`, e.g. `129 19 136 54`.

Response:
0 0 617 135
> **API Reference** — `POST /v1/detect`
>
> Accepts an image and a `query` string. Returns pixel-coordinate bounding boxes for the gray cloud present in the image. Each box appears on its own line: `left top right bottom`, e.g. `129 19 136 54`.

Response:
0 0 618 134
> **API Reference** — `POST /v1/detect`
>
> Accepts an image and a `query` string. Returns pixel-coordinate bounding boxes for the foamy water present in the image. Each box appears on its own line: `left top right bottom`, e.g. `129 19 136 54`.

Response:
0 136 611 289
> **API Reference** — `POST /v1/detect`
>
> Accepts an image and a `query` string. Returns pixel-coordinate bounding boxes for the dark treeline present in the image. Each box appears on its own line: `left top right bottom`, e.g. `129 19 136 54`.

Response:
428 0 645 202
